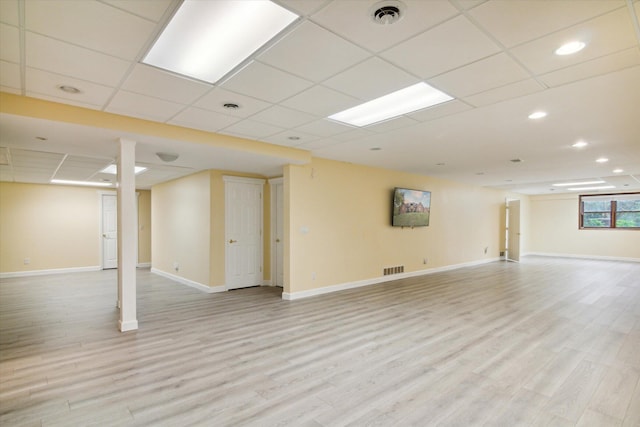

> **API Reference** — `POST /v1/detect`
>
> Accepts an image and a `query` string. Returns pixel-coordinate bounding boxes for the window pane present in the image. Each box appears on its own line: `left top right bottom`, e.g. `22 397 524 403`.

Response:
616 212 640 228
583 212 611 227
616 200 640 212
583 200 610 212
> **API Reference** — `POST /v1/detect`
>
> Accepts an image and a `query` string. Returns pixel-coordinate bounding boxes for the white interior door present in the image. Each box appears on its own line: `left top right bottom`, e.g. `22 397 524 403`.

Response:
102 193 118 269
273 180 284 287
507 199 521 262
225 177 264 290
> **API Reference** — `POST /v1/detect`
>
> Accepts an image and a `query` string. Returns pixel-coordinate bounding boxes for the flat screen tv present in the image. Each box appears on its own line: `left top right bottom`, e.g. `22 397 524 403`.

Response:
392 187 431 227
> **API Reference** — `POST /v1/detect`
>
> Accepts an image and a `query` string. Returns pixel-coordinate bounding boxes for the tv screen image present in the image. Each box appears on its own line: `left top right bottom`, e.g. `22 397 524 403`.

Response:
392 187 431 227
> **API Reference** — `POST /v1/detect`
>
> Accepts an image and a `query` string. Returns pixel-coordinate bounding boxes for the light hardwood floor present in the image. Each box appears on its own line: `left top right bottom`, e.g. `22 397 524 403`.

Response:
1 257 639 426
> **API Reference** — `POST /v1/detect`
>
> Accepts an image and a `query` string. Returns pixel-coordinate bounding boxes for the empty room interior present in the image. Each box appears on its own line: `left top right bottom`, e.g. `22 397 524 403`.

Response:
1 0 639 425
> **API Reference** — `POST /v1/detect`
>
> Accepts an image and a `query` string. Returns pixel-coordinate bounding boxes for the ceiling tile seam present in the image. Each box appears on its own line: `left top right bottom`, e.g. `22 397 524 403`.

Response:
94 0 175 25
49 153 68 182
455 8 549 90
85 159 114 182
18 0 25 97
627 0 640 45
537 50 640 86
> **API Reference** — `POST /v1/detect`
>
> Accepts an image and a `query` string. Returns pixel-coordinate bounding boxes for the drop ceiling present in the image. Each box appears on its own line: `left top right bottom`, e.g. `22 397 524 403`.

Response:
0 0 639 194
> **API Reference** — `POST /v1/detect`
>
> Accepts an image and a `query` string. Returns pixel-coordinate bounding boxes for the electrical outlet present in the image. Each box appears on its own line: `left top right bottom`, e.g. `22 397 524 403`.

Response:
173 262 179 272
423 258 428 264
311 272 316 280
484 247 488 254
23 258 30 265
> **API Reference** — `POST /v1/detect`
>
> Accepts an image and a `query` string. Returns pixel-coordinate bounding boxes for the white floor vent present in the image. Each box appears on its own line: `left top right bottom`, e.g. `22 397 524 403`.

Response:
383 265 404 275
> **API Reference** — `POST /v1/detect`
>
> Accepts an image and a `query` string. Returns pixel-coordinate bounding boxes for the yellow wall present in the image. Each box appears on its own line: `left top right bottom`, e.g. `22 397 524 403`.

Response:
137 190 151 264
0 182 152 273
151 171 211 286
285 158 510 294
529 193 640 260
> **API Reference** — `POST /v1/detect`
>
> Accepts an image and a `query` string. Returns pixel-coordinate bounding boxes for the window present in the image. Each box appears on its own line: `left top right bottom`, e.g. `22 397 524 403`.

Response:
579 193 640 229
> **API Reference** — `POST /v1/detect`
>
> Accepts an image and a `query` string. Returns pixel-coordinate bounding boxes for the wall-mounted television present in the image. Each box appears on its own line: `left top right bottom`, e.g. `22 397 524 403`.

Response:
392 187 431 227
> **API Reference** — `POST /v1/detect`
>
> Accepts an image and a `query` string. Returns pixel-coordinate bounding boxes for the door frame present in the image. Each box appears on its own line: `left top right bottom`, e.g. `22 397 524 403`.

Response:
505 198 521 262
223 176 265 290
269 177 284 287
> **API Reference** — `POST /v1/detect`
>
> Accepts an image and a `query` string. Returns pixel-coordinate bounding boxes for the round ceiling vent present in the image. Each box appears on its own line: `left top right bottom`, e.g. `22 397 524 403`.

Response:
370 1 406 25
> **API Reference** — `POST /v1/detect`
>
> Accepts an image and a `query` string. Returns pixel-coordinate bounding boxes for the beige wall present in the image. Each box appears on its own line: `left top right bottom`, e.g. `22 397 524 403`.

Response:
0 182 153 274
529 193 640 260
152 171 211 286
285 158 510 294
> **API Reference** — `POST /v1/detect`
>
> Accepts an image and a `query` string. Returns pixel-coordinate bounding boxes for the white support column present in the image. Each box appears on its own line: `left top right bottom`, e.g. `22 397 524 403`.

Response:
117 138 138 332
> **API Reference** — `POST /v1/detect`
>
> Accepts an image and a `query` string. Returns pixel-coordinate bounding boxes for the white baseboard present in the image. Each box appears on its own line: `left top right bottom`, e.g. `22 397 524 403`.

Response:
263 280 273 287
525 252 640 263
150 268 226 293
282 257 501 301
119 319 138 332
136 262 151 268
0 265 102 279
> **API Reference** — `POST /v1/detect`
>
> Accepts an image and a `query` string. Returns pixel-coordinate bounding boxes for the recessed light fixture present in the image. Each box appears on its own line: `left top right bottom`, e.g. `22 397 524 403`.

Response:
476 172 485 175
328 82 453 127
553 180 605 187
555 41 586 56
567 185 615 191
101 165 148 175
436 162 446 166
510 158 523 163
223 103 240 110
572 141 588 148
370 0 406 25
142 0 298 84
51 179 113 187
613 168 624 173
57 85 82 94
287 136 301 141
596 157 609 163
370 147 382 151
35 136 48 141
528 111 547 120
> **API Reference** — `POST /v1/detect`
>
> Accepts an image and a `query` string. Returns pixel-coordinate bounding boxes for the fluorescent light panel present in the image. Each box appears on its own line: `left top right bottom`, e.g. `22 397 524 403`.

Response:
101 165 147 175
143 0 298 84
51 179 113 187
553 180 605 187
568 185 615 191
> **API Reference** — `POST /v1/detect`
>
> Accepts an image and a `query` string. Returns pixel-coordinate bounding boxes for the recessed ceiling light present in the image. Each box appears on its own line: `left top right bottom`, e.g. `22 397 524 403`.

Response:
287 136 301 141
223 103 240 110
57 85 82 94
528 111 547 120
567 185 615 191
328 82 453 127
572 141 588 148
476 172 485 175
370 0 406 25
436 162 446 166
370 147 382 151
596 157 609 163
510 158 523 163
613 168 624 173
51 179 113 187
553 180 605 187
101 165 148 175
555 41 586 56
35 136 48 141
142 0 298 84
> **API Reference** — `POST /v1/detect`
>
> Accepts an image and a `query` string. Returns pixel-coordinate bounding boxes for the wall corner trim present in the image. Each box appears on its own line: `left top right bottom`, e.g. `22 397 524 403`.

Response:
150 268 226 293
282 258 501 301
0 265 102 279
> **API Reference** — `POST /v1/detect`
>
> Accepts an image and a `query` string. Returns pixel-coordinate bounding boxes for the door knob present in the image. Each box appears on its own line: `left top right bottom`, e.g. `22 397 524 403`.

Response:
276 238 280 242
229 239 237 244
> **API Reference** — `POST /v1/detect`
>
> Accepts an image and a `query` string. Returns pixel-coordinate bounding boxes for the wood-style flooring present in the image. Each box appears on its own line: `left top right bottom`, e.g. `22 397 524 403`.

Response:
1 256 639 426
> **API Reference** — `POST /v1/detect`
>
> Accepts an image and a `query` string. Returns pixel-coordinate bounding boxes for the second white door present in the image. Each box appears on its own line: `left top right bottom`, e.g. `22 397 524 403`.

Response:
225 177 264 290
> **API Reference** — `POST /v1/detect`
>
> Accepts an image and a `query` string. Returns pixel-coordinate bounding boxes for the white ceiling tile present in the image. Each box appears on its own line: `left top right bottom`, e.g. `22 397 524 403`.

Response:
194 88 271 118
169 107 240 133
457 0 487 10
220 119 284 139
510 8 638 75
26 33 130 87
221 61 313 103
463 79 545 107
23 92 104 111
251 105 316 128
26 68 115 107
106 91 185 122
0 60 20 90
281 85 359 116
430 53 531 98
102 0 174 22
258 21 369 82
323 57 419 100
121 64 211 105
295 119 354 138
407 99 473 122
0 23 19 63
311 0 459 52
538 49 640 88
277 0 329 16
295 138 344 151
364 116 420 133
261 130 320 147
0 0 19 25
25 0 156 60
469 0 625 48
381 15 501 78
54 155 112 180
